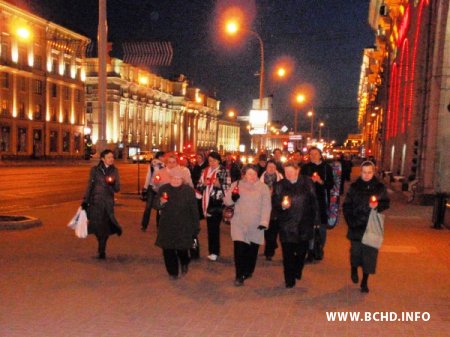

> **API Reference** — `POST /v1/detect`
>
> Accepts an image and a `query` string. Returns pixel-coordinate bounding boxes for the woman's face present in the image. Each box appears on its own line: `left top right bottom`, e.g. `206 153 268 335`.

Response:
284 166 299 181
166 157 178 169
170 176 183 187
266 162 276 175
245 168 258 183
361 165 375 182
208 157 219 169
102 153 114 166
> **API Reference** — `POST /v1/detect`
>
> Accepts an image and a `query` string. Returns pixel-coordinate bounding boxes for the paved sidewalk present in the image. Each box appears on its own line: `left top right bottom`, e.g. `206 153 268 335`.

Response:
1 192 449 337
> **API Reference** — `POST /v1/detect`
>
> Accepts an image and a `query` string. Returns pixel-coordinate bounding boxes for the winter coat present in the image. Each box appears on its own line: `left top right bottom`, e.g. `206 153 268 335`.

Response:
260 170 283 190
156 184 200 250
143 158 165 190
192 161 208 186
272 176 320 243
224 162 242 183
197 165 229 217
301 161 334 224
343 177 390 241
224 179 271 245
83 162 122 237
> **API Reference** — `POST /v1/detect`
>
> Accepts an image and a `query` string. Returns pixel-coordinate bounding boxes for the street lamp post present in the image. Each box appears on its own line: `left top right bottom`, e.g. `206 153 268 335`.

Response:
307 110 314 139
319 122 324 141
294 93 305 134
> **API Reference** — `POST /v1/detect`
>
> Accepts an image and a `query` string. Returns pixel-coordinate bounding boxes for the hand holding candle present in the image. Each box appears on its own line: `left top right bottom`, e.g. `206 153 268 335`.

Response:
282 195 291 209
369 195 378 208
160 191 169 204
311 172 322 184
154 174 161 183
106 176 115 185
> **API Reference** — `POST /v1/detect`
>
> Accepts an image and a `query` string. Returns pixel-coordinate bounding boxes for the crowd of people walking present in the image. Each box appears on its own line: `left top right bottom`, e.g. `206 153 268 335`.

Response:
80 148 389 292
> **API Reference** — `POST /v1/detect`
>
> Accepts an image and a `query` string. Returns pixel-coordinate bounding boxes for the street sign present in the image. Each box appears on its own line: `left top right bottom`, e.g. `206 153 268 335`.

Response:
289 134 302 140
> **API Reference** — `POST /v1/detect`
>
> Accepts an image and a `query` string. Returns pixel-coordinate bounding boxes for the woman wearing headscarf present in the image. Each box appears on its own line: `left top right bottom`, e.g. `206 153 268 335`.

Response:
196 152 229 261
224 165 271 286
260 160 284 261
156 167 200 279
82 149 122 260
343 161 389 293
272 161 320 288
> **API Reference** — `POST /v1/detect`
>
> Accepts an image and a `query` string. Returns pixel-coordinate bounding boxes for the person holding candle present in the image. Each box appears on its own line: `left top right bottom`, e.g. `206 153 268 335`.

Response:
82 149 122 260
272 161 320 288
224 165 271 286
260 160 284 261
301 147 334 262
140 151 166 232
196 152 229 261
155 167 200 279
343 160 390 293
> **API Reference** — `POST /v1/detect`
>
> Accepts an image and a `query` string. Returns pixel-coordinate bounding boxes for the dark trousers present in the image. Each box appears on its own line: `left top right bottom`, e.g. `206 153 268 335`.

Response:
162 249 190 277
96 235 108 255
281 240 309 286
234 241 260 279
206 214 222 255
264 219 279 258
141 189 156 229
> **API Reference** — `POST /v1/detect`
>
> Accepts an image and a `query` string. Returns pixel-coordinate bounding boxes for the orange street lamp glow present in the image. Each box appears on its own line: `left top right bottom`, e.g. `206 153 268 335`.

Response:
139 77 148 85
319 122 325 127
296 94 306 104
307 111 313 117
16 27 31 40
277 67 286 78
226 20 239 35
228 110 236 118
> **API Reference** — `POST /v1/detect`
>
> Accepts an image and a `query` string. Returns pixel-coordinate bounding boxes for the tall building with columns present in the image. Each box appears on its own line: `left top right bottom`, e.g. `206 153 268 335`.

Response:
0 0 90 159
84 58 223 157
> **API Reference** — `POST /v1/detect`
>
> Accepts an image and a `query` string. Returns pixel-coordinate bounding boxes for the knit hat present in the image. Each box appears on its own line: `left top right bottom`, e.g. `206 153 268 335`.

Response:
168 166 185 178
208 151 222 162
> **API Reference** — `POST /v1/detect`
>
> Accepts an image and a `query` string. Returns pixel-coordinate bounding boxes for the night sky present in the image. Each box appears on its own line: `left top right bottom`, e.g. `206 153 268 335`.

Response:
15 0 374 143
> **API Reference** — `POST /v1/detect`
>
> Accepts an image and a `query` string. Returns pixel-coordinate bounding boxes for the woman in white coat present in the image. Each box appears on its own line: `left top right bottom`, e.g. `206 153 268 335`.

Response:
224 165 272 286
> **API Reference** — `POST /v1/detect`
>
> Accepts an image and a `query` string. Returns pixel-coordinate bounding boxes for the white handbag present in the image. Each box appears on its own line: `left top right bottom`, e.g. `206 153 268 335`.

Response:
361 208 385 249
67 207 88 239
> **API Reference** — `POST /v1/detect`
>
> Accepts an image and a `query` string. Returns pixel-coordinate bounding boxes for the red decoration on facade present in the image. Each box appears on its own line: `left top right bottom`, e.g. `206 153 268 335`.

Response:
400 39 409 134
397 5 411 48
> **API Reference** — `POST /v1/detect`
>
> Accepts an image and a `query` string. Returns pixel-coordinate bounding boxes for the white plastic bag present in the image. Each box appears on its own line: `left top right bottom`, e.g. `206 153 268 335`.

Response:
361 208 385 249
67 207 88 239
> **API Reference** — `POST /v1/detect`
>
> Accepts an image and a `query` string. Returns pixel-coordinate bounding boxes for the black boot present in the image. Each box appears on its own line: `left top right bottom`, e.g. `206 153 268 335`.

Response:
97 236 108 260
351 267 359 284
360 273 369 293
305 249 314 264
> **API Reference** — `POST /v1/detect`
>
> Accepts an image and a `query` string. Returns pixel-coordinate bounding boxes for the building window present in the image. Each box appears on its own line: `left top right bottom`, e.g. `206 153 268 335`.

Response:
64 87 70 100
49 130 58 152
34 104 42 120
64 109 69 123
18 102 26 119
74 132 81 152
1 72 9 88
0 42 9 62
64 63 71 77
34 55 42 70
52 59 58 74
76 89 82 102
1 99 9 116
0 126 11 152
17 127 27 152
19 77 26 91
19 47 27 67
86 102 93 114
62 131 70 152
51 106 57 122
86 85 93 94
51 83 57 98
34 80 43 95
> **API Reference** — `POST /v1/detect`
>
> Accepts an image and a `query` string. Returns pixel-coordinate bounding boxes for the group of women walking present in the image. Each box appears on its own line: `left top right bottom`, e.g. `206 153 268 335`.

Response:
81 148 389 293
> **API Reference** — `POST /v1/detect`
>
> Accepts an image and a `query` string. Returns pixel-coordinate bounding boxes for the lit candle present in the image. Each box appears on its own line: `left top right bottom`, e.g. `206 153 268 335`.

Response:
282 195 290 208
154 174 161 182
106 176 113 184
233 186 239 194
312 172 318 178
162 192 169 201
370 195 377 203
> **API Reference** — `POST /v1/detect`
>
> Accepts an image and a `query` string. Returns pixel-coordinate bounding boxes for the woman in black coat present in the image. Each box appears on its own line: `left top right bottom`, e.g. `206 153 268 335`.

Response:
82 149 122 260
343 161 389 293
272 161 320 288
301 147 334 262
156 167 200 279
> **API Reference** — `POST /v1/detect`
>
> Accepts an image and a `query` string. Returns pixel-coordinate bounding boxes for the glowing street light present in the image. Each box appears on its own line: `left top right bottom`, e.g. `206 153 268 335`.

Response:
226 20 239 35
228 110 236 118
319 122 325 140
16 27 31 40
276 67 286 78
307 110 314 138
294 93 306 133
296 94 306 104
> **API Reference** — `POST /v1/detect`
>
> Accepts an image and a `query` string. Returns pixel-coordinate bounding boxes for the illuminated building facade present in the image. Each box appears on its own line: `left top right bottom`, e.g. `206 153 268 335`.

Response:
360 0 450 200
85 58 222 156
0 1 89 159
217 119 240 153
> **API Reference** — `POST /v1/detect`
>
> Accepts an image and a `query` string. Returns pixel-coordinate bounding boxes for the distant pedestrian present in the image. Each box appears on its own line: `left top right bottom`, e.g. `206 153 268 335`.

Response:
156 167 200 279
196 152 229 261
301 147 334 262
82 149 122 260
260 160 284 260
272 161 320 288
224 165 271 286
224 152 242 183
343 160 389 293
256 153 268 177
272 148 285 176
140 151 165 232
339 154 353 195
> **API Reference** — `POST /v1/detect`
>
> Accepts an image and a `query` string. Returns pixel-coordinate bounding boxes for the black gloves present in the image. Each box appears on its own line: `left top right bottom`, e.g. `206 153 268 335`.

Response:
81 202 88 210
231 193 240 202
141 188 148 201
257 225 266 230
